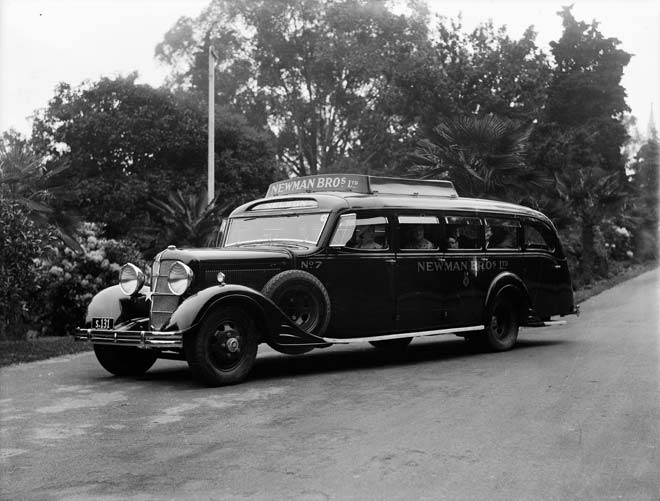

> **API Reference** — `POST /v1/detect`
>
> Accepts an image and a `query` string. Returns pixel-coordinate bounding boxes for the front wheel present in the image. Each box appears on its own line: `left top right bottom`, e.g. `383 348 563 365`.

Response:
93 345 157 376
484 295 519 351
185 305 258 386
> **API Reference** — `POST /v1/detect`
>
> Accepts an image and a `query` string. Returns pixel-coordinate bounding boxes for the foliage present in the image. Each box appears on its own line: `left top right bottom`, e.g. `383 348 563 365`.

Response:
528 6 632 283
157 0 435 176
0 200 57 340
34 223 145 337
31 75 278 246
147 188 236 248
411 114 546 201
629 130 659 259
0 130 80 251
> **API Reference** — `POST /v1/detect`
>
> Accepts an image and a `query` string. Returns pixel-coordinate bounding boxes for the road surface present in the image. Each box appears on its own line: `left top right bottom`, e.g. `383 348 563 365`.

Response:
1 268 658 500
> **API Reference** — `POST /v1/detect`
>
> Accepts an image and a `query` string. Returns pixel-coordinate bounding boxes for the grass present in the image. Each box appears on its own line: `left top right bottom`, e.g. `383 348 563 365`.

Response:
1 260 657 368
0 336 93 368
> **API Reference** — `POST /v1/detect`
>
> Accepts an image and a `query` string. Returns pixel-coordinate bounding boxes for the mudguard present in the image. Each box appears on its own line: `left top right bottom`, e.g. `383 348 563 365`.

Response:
164 284 331 349
84 285 151 329
484 272 532 321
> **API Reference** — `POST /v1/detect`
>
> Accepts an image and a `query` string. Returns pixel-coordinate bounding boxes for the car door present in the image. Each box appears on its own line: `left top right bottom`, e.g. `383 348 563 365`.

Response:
395 213 446 331
442 214 486 327
321 212 397 337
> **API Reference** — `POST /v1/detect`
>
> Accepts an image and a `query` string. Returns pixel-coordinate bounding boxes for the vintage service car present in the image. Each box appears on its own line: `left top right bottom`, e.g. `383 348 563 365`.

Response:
76 174 578 385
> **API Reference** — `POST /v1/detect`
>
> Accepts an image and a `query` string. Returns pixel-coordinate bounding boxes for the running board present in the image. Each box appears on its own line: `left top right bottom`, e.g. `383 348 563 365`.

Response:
542 320 566 326
322 325 484 344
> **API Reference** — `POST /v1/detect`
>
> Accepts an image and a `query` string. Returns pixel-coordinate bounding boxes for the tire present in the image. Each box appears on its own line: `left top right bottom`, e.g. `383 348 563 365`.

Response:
484 294 519 351
262 270 331 338
93 345 157 376
369 337 413 351
185 305 258 386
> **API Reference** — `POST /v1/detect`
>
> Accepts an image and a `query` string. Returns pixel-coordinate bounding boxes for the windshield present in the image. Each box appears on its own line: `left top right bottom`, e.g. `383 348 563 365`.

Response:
224 213 330 247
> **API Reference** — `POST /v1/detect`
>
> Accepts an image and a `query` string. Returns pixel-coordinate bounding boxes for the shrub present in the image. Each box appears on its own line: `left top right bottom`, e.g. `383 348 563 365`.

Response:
0 200 56 339
34 222 145 336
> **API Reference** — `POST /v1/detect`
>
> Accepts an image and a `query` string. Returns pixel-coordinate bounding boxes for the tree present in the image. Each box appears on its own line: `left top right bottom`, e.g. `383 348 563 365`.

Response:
156 0 432 176
411 114 546 202
629 127 659 259
398 17 551 138
31 75 278 246
0 130 80 251
530 6 632 282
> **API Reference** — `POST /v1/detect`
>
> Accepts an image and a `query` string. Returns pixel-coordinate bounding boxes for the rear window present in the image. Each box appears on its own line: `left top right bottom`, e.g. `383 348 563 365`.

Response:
523 222 556 252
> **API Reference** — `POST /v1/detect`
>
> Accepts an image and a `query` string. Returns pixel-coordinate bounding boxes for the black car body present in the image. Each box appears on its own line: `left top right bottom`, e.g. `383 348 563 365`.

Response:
76 174 578 385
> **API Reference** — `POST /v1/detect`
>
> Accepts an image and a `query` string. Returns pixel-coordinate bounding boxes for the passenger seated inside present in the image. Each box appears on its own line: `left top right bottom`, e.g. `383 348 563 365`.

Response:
487 226 516 248
404 225 434 250
354 225 383 249
446 234 459 249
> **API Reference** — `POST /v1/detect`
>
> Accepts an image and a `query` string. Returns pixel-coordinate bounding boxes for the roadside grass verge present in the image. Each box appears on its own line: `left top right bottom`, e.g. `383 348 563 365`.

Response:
0 336 92 368
1 260 657 368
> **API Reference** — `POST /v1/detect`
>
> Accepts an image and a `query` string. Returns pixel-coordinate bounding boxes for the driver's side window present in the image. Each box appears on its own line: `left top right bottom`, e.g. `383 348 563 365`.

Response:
330 213 389 250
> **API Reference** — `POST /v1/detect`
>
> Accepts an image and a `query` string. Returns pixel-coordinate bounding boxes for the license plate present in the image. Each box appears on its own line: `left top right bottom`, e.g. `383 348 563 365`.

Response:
92 317 114 330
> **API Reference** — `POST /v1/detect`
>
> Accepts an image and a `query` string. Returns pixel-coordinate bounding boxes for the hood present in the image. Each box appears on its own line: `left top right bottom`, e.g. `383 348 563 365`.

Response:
157 246 294 292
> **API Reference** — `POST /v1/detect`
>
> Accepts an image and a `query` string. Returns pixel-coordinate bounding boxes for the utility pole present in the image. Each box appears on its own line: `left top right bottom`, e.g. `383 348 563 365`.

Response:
208 46 217 205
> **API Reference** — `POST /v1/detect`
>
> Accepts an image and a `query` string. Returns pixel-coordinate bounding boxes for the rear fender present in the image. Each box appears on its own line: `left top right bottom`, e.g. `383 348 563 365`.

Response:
484 272 531 322
166 284 329 349
84 285 150 328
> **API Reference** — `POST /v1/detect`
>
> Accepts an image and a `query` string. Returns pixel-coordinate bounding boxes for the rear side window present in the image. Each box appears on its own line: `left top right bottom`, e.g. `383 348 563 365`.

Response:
523 222 556 252
445 216 482 250
485 218 520 250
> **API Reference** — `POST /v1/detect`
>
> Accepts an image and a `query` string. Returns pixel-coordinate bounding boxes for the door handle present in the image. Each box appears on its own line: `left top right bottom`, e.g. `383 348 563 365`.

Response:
554 264 562 270
384 259 396 263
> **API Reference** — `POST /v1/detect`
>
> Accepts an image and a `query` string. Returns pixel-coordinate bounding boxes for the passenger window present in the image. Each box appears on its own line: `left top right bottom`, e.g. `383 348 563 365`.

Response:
485 218 520 250
444 216 482 250
524 223 556 252
398 215 440 251
330 214 389 250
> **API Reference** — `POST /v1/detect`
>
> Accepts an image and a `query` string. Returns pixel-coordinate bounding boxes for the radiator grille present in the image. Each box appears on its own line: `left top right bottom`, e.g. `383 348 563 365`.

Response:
150 260 180 330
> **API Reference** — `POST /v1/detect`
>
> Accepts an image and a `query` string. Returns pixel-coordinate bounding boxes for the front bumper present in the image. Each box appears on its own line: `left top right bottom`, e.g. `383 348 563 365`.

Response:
75 326 185 349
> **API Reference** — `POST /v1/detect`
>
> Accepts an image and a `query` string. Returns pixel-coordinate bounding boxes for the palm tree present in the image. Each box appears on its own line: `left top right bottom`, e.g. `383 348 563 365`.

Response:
147 189 237 248
0 132 81 252
412 115 548 201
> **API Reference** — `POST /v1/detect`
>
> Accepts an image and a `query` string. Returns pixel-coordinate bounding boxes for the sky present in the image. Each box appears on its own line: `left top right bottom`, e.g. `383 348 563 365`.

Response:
1 0 659 138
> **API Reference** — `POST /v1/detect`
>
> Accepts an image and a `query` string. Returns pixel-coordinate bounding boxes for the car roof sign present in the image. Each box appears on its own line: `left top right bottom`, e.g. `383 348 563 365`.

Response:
265 174 458 198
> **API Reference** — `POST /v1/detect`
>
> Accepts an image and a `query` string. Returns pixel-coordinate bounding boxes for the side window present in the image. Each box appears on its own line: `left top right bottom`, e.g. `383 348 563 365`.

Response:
485 218 520 250
398 215 440 251
445 216 482 250
523 222 556 252
330 213 389 251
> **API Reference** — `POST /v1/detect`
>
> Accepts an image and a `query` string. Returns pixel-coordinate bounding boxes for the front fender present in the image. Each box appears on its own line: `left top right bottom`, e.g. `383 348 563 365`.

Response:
84 285 151 328
165 284 329 348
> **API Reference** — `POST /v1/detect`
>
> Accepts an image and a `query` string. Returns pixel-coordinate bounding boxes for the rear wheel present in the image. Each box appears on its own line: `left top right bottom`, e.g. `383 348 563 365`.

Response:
93 345 157 376
369 337 413 351
185 305 258 386
484 295 519 351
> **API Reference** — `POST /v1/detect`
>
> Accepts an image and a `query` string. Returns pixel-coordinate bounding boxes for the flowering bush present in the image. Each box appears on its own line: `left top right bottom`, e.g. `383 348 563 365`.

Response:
35 222 145 336
0 200 57 340
601 220 634 261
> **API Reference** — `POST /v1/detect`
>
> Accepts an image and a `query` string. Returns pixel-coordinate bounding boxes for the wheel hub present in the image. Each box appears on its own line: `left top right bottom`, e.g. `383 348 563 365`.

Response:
225 336 240 353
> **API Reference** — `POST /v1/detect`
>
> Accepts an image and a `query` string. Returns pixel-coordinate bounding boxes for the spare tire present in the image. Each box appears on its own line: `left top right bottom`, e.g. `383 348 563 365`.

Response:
262 270 331 338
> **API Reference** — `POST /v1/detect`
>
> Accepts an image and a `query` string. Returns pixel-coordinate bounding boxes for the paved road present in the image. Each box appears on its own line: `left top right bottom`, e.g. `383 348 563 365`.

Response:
1 269 659 500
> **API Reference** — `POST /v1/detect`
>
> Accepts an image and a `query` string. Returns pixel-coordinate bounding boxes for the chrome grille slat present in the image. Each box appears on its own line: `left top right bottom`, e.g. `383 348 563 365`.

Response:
150 260 180 330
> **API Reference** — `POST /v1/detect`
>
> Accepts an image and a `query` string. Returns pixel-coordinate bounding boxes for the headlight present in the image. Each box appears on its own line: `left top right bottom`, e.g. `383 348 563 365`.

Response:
118 263 146 296
168 261 193 296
